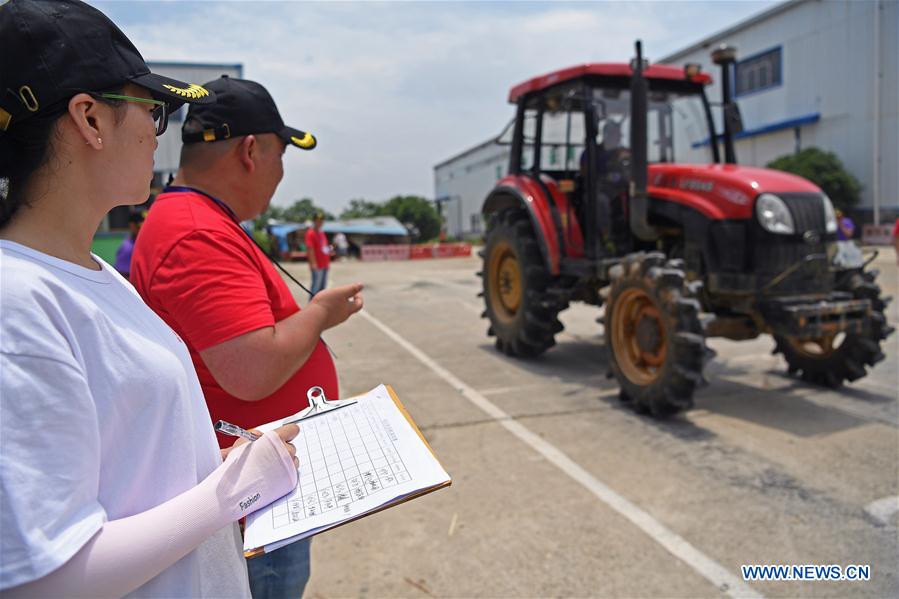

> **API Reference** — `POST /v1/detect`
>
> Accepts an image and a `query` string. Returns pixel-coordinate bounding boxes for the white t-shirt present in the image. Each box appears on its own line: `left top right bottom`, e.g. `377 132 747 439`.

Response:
0 241 250 597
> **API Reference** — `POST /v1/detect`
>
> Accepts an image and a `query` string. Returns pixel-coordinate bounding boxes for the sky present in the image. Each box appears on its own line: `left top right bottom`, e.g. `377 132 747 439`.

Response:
92 0 779 214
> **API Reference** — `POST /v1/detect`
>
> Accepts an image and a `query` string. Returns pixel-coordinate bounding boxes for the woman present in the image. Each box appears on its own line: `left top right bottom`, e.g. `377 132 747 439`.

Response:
1 1 298 596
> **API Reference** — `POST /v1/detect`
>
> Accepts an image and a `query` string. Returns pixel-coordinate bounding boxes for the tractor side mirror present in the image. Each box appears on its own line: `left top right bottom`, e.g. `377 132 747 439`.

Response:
724 102 744 135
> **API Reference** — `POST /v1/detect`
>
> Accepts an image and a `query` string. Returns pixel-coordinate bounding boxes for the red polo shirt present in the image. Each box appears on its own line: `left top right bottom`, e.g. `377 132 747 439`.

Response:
304 227 331 269
131 188 338 447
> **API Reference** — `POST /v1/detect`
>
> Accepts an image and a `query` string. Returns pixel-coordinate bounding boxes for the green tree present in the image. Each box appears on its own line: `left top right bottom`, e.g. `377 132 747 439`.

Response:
253 205 284 230
766 148 862 212
339 196 442 241
281 198 334 222
382 195 442 242
340 198 383 219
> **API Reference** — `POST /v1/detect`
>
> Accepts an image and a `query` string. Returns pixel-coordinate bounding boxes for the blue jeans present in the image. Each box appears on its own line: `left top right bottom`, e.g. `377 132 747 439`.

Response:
247 538 311 599
309 268 328 298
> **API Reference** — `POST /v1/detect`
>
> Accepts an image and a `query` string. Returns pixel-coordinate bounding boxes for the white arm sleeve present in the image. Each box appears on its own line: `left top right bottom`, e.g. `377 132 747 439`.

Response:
5 431 297 599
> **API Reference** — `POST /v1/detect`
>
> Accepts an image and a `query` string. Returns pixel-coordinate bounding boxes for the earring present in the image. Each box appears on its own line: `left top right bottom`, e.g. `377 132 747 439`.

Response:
97 137 102 144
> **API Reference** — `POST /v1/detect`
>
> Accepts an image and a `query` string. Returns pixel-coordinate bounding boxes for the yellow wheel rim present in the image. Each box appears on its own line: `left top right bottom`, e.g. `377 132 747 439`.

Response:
611 287 667 385
488 241 522 323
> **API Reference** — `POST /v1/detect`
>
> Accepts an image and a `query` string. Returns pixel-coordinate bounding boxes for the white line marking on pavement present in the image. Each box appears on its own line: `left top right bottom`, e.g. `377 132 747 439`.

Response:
358 308 764 599
865 496 899 525
448 512 458 537
478 384 545 396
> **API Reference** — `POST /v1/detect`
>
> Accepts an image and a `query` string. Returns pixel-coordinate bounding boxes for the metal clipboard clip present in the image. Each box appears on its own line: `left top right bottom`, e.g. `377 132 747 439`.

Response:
284 386 357 425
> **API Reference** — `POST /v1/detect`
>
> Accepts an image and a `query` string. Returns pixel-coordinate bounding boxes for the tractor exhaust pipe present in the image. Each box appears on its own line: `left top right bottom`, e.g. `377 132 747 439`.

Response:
629 40 657 242
711 44 740 164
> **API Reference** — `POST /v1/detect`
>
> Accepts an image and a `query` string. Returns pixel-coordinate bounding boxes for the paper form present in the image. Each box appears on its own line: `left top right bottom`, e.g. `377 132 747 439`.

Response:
243 384 450 553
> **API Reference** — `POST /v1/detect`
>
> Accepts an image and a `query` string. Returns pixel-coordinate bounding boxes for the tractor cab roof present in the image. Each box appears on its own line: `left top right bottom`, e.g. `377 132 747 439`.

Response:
508 63 712 103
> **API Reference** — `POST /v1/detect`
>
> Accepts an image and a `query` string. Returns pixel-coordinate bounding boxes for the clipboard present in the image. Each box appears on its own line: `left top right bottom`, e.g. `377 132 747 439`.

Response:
243 384 451 557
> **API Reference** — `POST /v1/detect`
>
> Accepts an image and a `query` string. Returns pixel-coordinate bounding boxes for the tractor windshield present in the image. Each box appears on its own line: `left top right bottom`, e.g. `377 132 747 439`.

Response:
590 86 712 164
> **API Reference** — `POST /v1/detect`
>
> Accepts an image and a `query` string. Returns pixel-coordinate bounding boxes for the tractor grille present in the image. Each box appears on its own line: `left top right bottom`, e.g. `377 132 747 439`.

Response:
753 239 811 275
781 193 826 233
749 193 832 294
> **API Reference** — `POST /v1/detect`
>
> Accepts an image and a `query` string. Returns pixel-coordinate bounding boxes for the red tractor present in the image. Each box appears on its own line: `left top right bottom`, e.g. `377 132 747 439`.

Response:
480 41 893 416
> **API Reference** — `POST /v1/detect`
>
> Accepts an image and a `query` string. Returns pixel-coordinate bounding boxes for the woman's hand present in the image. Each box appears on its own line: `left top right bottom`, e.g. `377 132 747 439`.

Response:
221 423 299 468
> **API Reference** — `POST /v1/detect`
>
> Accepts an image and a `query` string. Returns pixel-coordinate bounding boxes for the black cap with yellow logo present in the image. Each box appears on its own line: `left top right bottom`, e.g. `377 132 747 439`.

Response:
0 0 215 134
182 76 317 151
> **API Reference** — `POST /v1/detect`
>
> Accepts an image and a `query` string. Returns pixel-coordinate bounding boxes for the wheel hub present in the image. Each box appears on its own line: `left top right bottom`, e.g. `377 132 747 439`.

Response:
611 288 668 384
488 241 521 322
636 313 662 354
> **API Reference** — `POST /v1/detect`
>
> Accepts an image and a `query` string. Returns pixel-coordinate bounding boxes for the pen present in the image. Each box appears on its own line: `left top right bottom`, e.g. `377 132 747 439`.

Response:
214 420 261 442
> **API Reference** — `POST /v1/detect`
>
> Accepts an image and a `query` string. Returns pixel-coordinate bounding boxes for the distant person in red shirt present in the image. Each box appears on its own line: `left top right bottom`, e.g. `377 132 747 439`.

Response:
305 212 330 297
130 75 363 599
893 217 899 265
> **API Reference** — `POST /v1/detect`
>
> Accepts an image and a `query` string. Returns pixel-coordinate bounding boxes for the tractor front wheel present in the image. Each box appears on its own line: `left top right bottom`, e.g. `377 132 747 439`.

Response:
605 252 708 417
773 269 894 387
481 208 563 357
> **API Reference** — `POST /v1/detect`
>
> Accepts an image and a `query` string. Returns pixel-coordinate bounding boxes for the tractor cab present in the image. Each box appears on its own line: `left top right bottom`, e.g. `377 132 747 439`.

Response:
496 62 718 266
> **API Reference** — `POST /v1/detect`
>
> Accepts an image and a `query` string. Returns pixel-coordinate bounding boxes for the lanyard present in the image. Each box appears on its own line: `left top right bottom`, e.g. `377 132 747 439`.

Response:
164 185 241 224
162 185 334 357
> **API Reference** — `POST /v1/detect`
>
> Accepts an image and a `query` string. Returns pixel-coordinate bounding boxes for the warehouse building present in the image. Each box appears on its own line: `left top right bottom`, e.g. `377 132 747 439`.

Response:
433 0 897 239
433 121 512 239
658 0 897 229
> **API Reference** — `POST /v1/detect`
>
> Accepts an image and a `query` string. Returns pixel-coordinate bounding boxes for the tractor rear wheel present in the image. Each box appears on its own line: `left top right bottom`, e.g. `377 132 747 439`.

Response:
773 269 894 387
604 252 708 417
481 208 564 357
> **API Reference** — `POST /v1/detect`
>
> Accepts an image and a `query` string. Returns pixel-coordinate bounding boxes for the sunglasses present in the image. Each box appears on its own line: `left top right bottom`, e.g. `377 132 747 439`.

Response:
96 93 170 136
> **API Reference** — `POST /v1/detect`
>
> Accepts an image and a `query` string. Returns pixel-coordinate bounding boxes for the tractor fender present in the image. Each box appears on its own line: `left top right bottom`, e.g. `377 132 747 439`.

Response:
539 175 585 258
483 175 562 275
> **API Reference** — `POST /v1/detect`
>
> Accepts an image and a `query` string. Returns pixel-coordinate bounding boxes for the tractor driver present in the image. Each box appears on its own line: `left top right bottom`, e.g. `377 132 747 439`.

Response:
581 120 631 247
594 120 630 181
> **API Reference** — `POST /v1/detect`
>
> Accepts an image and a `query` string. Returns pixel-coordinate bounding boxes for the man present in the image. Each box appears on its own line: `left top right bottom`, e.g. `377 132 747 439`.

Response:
305 212 330 296
580 120 628 244
333 231 349 260
114 211 144 279
131 75 364 599
893 217 899 266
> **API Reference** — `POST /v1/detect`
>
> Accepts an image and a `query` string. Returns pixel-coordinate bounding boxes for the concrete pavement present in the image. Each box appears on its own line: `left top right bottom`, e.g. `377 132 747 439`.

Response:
284 248 897 598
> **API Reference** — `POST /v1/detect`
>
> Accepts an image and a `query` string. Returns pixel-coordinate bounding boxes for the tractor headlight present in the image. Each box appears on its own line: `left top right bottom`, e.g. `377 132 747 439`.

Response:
755 193 795 234
822 194 838 233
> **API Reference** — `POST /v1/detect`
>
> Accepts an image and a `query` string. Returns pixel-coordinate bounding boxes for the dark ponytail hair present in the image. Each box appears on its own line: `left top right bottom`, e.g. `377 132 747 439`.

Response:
0 91 125 227
0 107 66 227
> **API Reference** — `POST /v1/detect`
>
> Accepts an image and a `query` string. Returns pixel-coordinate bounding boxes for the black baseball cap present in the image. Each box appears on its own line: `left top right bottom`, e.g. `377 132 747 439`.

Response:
0 0 215 134
182 76 317 151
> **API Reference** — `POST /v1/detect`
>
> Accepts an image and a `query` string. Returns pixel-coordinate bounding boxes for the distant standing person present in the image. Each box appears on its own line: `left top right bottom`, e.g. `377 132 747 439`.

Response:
114 211 144 279
833 209 862 267
836 209 855 241
893 217 899 265
306 212 331 296
334 230 349 260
